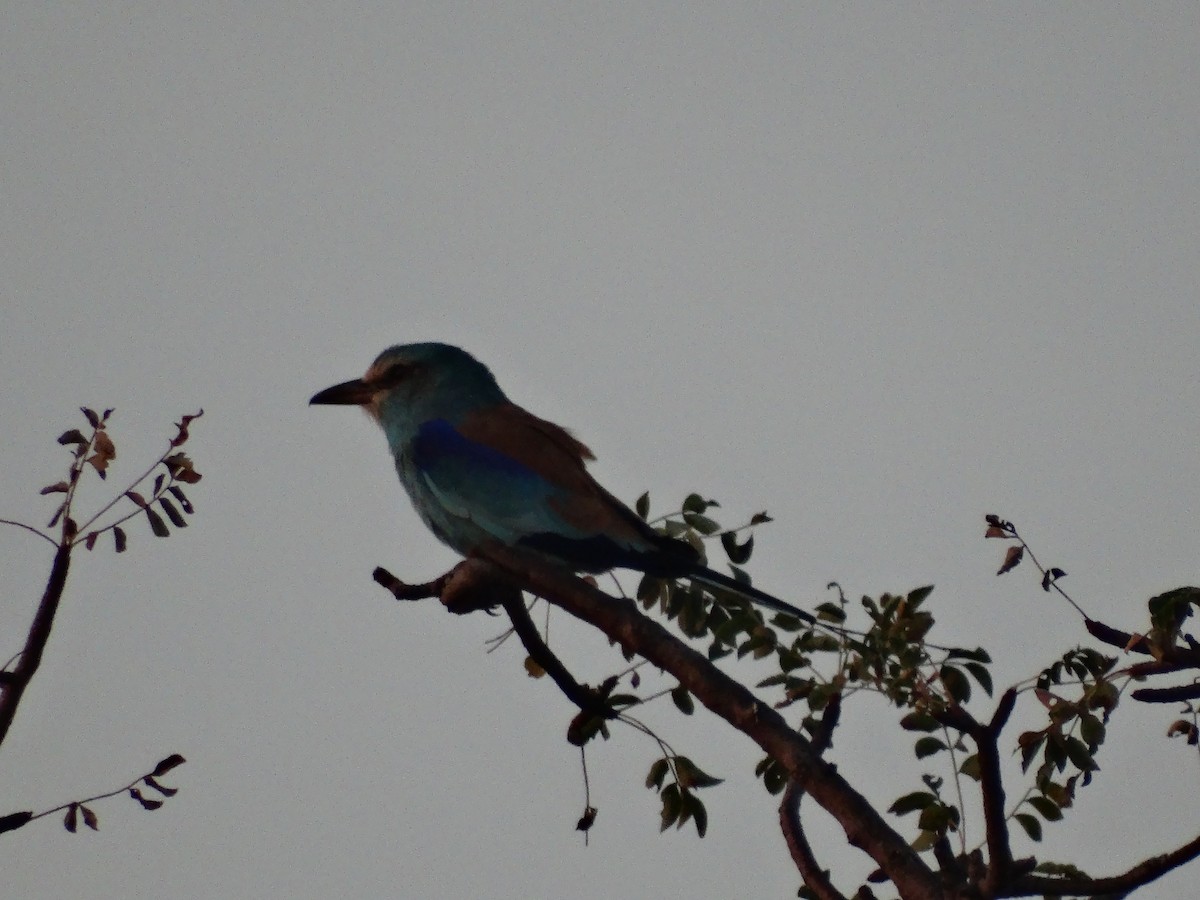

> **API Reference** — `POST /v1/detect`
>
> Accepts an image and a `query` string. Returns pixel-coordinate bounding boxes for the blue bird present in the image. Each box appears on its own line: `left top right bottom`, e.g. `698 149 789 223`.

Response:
310 343 810 621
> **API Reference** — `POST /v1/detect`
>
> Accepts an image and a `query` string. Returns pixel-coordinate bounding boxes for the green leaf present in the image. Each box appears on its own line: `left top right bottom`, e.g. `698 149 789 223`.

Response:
635 491 650 520
914 736 946 759
1014 812 1042 842
963 662 993 697
720 530 754 565
690 795 709 838
940 665 971 704
682 493 716 514
888 791 937 816
659 783 681 831
683 512 721 535
1064 737 1098 772
907 585 935 606
899 712 940 733
1027 796 1063 821
674 756 723 789
671 685 695 715
958 754 982 781
646 758 669 790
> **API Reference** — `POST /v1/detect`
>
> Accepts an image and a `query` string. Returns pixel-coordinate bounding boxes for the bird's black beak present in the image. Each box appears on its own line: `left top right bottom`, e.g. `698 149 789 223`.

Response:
309 378 375 406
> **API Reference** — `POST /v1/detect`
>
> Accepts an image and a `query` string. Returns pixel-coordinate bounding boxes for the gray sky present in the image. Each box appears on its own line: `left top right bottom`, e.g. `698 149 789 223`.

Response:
2 4 1198 898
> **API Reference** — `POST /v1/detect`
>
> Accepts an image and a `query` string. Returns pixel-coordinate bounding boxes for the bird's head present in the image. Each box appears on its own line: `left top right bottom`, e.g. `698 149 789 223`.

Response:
310 342 506 440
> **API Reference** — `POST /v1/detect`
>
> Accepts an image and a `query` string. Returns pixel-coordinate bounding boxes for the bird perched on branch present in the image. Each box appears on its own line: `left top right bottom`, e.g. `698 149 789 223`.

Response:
310 342 810 621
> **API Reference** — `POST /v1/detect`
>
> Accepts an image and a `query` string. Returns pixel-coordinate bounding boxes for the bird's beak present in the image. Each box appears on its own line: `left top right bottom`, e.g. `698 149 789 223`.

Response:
309 378 375 406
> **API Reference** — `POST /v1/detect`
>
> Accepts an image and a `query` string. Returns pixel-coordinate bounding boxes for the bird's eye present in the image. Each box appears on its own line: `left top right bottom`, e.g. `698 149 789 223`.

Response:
376 363 413 387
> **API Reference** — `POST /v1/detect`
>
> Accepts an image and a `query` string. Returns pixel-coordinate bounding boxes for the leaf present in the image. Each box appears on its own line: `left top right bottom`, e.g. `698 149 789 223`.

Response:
168 485 195 514
1014 812 1042 842
39 482 69 495
720 531 754 565
65 803 78 832
997 545 1024 575
159 497 187 528
170 409 204 447
57 429 88 447
129 788 163 811
635 492 650 520
0 811 32 834
146 508 170 537
645 758 670 790
1027 796 1063 821
82 407 101 428
126 490 149 508
914 736 946 759
143 776 177 797
690 795 709 838
683 512 721 535
80 805 99 830
958 754 982 781
1042 568 1067 591
84 531 99 551
114 526 127 552
964 662 993 697
165 452 202 484
750 511 772 525
939 666 971 704
888 791 936 816
899 712 940 732
151 754 187 777
673 756 723 789
671 685 694 715
659 783 681 831
575 806 597 832
523 656 545 678
984 526 1008 538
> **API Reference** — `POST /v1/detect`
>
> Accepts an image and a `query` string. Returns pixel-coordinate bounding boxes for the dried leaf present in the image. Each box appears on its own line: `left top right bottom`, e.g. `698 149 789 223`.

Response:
984 525 1008 539
80 806 98 830
159 497 187 528
165 452 202 484
126 490 148 508
167 486 194 514
129 788 163 811
997 545 1024 575
114 526 127 553
57 429 87 447
170 409 204 447
0 811 32 834
145 508 170 537
64 803 78 833
84 531 99 551
523 656 546 678
81 407 100 429
143 776 177 797
151 753 187 777
39 482 69 495
575 806 597 832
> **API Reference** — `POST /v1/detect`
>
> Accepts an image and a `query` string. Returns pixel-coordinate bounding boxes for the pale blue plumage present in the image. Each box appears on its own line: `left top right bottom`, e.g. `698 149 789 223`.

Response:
311 342 810 621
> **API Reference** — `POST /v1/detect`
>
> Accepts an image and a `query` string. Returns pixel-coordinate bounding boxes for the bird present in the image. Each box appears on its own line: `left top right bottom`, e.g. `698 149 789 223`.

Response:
310 342 811 622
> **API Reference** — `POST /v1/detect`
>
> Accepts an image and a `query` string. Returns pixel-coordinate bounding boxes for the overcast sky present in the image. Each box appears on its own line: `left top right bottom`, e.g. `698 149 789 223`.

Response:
2 4 1198 898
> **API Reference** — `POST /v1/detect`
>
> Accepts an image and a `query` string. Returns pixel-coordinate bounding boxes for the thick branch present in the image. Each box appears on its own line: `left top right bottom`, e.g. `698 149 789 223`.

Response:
779 696 845 898
1013 830 1200 897
781 781 846 900
476 546 943 900
0 543 71 749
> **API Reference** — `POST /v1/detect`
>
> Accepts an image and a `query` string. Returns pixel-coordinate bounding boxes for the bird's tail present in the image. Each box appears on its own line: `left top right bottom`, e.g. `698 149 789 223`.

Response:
686 566 814 623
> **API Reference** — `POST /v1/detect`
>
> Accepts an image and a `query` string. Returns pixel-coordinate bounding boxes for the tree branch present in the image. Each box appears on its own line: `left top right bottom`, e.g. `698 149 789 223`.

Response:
473 546 944 900
0 543 71 749
1013 830 1200 897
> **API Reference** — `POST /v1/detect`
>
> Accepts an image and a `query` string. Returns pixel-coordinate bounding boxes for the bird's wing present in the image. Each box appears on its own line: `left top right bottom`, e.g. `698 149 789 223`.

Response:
410 404 652 552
